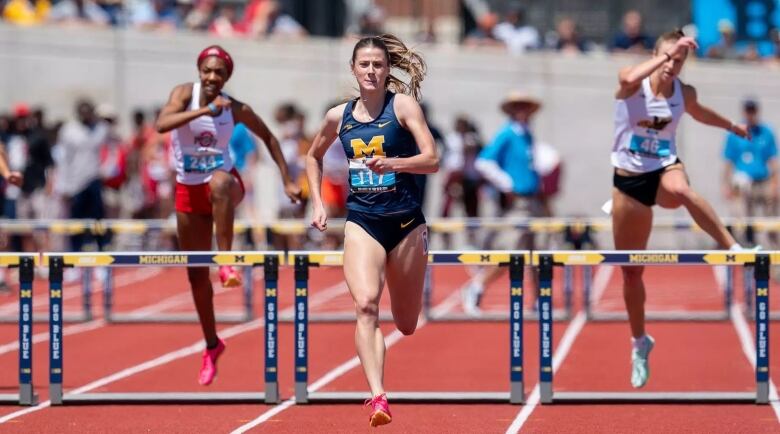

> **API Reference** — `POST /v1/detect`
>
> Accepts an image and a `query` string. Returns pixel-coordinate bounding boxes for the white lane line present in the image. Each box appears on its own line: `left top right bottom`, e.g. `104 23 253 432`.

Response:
0 280 348 425
590 265 614 305
229 289 464 434
504 312 587 434
730 304 780 422
504 265 613 434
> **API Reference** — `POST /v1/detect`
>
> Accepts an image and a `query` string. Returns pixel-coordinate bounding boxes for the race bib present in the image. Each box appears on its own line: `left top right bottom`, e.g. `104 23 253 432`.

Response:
183 148 225 173
349 158 396 193
629 134 671 158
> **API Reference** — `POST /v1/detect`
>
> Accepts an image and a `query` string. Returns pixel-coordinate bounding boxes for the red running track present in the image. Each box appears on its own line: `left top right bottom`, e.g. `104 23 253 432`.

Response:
0 264 775 432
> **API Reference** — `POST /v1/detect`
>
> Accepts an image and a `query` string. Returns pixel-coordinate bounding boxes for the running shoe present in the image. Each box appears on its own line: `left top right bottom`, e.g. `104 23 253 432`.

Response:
199 338 226 386
365 393 392 427
461 282 483 316
630 335 655 388
218 265 242 288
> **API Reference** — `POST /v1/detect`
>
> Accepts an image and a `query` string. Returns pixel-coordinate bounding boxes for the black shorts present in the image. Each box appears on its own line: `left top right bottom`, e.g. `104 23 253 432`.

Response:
346 208 426 253
613 160 681 207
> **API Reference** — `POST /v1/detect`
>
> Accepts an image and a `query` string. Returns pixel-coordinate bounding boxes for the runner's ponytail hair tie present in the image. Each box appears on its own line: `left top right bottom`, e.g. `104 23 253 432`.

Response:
197 45 234 79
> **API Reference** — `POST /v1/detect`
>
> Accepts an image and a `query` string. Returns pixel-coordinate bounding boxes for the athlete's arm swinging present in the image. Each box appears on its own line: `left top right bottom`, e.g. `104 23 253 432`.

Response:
231 100 301 202
155 84 231 133
306 105 344 231
365 94 439 175
682 85 750 139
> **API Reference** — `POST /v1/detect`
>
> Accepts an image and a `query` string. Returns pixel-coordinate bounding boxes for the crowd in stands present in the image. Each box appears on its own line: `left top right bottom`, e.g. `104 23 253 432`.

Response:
3 0 780 63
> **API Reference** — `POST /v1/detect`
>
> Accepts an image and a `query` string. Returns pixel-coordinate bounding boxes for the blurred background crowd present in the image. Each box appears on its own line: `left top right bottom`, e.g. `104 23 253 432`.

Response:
1 0 779 274
3 0 780 62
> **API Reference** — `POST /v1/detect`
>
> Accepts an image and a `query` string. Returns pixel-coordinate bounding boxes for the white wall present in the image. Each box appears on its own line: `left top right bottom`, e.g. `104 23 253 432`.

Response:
3 24 780 225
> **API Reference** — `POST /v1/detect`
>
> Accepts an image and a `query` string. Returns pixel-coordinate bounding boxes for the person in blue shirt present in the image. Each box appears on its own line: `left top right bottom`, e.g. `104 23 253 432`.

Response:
723 98 778 246
461 91 544 315
228 122 259 220
305 34 438 427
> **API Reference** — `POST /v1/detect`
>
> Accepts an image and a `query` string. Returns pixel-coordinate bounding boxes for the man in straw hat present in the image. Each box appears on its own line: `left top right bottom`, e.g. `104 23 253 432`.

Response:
461 90 545 315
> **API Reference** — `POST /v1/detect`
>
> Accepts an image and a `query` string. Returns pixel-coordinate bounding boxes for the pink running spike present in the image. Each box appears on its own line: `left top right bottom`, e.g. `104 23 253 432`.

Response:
198 338 225 386
364 393 392 427
218 265 242 288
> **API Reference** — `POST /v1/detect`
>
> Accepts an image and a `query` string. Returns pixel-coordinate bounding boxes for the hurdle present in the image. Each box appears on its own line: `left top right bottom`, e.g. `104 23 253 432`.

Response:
574 249 741 321
535 250 770 404
44 251 282 405
0 220 95 323
0 254 39 405
290 250 529 404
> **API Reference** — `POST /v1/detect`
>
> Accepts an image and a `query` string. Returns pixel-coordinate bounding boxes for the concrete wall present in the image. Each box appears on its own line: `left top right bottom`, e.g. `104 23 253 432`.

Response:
3 24 780 226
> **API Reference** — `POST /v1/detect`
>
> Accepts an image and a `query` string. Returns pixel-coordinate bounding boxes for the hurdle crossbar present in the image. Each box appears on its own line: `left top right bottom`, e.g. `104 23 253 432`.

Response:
290 250 529 404
276 250 569 323
560 250 750 321
42 251 269 323
0 254 39 406
44 251 282 405
534 251 770 404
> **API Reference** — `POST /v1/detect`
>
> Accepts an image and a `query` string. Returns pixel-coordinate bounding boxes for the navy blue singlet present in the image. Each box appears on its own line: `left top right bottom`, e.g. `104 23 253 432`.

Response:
339 92 422 214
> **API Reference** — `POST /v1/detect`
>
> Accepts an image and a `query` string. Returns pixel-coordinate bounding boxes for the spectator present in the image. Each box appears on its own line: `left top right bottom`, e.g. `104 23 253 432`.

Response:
272 102 308 249
53 99 109 264
245 0 306 39
610 10 653 54
124 0 160 29
548 17 588 54
463 12 501 47
18 106 55 222
228 122 259 220
706 19 742 60
2 0 50 26
461 91 545 315
355 5 385 37
723 98 778 248
155 0 187 30
3 104 32 225
95 0 122 25
183 0 215 31
493 3 540 54
441 115 483 248
96 103 126 218
47 0 110 26
209 3 240 38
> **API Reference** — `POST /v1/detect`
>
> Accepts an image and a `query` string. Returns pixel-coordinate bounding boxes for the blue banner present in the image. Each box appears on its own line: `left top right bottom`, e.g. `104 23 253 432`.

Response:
693 0 778 57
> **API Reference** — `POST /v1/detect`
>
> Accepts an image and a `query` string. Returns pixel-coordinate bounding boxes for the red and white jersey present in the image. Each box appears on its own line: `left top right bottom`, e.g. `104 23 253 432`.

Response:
172 82 235 185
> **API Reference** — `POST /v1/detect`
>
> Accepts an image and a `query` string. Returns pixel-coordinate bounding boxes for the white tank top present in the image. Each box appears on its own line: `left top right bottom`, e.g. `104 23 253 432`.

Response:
172 82 235 185
611 77 685 173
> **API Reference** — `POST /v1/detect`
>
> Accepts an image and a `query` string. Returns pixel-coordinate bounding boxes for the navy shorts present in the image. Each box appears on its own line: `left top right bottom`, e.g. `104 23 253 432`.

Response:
346 208 426 253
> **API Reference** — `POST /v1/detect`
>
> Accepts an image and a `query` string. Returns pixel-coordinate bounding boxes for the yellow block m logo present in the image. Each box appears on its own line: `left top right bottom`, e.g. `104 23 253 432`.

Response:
296 288 308 296
539 287 552 297
756 288 768 297
351 136 386 158
511 287 523 296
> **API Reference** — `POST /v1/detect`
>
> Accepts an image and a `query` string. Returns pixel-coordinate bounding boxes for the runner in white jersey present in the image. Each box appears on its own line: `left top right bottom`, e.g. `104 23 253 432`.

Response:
611 30 751 389
156 45 301 387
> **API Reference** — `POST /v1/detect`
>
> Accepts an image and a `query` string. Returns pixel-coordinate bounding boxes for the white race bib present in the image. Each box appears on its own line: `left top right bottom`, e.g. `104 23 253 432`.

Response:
183 147 225 173
348 158 396 193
